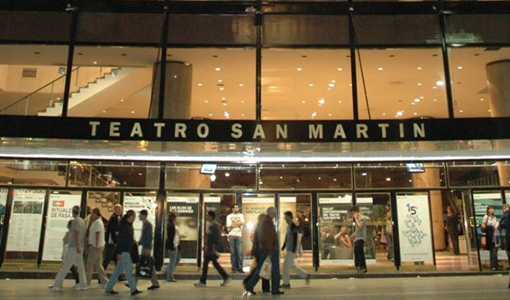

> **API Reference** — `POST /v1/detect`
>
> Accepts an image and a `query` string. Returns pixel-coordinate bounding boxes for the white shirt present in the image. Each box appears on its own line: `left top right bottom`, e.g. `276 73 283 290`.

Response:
226 213 244 237
89 218 105 248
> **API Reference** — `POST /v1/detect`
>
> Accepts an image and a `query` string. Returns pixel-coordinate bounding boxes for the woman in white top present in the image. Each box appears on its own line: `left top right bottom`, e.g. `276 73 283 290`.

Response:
482 205 500 271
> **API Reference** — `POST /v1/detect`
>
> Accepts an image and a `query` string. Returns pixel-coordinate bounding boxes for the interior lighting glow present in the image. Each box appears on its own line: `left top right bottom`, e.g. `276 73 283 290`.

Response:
239 83 244 87
436 80 444 86
386 177 391 181
198 83 203 87
329 83 335 88
417 67 422 70
457 66 463 70
396 111 403 116
297 67 303 71
308 83 314 87
225 172 230 177
318 98 325 105
215 67 221 71
414 98 421 103
337 68 343 71
378 67 383 71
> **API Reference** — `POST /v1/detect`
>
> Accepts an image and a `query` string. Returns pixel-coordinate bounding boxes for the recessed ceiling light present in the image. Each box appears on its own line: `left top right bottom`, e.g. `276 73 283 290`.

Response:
328 113 332 117
411 103 416 106
413 112 417 115
302 101 306 104
349 84 352 87
329 83 335 88
241 100 245 104
417 67 422 70
198 83 203 87
457 66 463 70
337 68 343 71
224 111 230 118
318 98 325 105
239 83 244 87
386 177 391 181
436 80 444 86
102 110 106 114
209 113 213 116
308 83 314 87
459 110 464 113
93 61 98 65
120 99 124 102
131 111 135 114
378 67 384 71
215 67 221 71
219 87 225 91
331 80 336 83
488 109 492 112
223 103 227 106
396 111 403 116
297 67 303 71
221 97 226 100
480 98 485 101
204 100 209 103
414 98 421 103
338 101 342 104
173 75 178 79
432 86 437 89
328 88 332 91
241 113 245 117
218 79 223 83
417 83 422 86
433 99 437 102
382 113 386 116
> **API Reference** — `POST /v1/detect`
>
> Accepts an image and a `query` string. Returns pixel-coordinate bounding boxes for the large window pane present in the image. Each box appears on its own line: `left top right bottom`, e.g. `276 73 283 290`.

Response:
446 14 510 45
0 44 68 116
166 163 256 190
262 48 352 120
68 161 160 188
356 48 448 119
259 163 352 190
449 47 510 118
0 159 67 186
355 162 446 189
447 161 500 187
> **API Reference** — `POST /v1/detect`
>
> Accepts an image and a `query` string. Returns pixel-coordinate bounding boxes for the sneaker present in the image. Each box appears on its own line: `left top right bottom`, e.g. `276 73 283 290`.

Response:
280 284 291 289
47 285 55 289
272 290 285 295
50 286 62 292
76 285 91 291
243 290 256 296
131 289 142 296
221 277 231 287
147 285 160 290
194 282 206 288
306 274 312 285
105 290 119 295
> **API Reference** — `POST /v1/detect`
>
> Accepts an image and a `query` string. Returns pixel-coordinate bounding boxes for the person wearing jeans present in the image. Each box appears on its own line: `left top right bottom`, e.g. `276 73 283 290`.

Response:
226 204 244 273
281 211 311 289
104 210 141 296
165 212 181 282
351 206 368 273
49 205 88 292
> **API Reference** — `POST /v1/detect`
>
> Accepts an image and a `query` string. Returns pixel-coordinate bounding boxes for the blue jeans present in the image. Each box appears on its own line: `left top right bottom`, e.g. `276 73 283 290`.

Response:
244 249 268 291
166 249 181 281
229 236 243 271
105 252 136 293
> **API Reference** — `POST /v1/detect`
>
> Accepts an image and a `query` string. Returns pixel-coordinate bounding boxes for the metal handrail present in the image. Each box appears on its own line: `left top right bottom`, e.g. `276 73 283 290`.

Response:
0 66 81 113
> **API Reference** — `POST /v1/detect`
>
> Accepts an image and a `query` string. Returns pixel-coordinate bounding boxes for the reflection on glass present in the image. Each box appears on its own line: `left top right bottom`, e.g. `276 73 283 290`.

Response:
0 45 68 116
356 48 447 120
86 190 120 223
449 47 510 118
0 159 67 186
447 161 500 187
262 49 352 120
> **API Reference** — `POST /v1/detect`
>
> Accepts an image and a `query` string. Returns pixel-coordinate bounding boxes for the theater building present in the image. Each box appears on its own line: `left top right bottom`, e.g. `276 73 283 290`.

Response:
1 0 510 274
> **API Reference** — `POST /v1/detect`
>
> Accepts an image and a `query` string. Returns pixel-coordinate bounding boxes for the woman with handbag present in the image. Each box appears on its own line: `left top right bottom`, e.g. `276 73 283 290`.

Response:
482 205 500 271
243 214 277 296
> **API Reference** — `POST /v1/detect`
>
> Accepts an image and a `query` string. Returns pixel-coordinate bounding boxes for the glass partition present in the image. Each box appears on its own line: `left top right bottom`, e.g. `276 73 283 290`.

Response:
447 161 500 187
0 159 67 186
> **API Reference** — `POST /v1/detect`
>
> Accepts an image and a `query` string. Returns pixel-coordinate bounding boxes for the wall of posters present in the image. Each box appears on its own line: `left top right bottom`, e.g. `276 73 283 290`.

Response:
42 193 82 261
396 194 433 262
318 196 353 264
6 189 45 255
241 196 274 258
0 188 7 250
167 196 199 262
123 195 157 244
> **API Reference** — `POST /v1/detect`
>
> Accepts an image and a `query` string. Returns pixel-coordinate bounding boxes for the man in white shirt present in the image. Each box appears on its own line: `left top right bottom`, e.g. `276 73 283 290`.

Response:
226 204 244 273
85 207 109 288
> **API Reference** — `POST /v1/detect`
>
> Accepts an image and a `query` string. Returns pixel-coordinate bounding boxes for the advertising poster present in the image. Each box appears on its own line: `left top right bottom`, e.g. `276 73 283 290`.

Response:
241 196 274 258
167 196 199 262
473 193 505 260
42 193 82 261
396 194 433 262
0 188 7 249
6 189 45 253
123 196 157 243
318 196 352 264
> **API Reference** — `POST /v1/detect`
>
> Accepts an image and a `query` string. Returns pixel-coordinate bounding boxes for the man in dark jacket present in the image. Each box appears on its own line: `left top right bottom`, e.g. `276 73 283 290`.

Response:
137 209 159 290
281 211 311 289
194 210 231 288
103 204 123 271
104 210 141 296
165 212 181 282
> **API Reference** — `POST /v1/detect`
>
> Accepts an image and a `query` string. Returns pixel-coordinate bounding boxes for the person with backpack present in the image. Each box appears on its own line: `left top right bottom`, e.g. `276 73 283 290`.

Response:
194 210 231 288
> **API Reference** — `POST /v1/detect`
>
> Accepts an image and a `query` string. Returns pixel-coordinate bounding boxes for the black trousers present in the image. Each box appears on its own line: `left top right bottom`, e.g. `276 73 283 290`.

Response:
354 240 367 270
102 244 118 270
199 254 228 284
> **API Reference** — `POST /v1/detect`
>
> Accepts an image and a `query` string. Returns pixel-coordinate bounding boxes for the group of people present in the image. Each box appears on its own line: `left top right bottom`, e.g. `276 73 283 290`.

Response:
480 204 510 272
196 206 312 295
47 204 168 296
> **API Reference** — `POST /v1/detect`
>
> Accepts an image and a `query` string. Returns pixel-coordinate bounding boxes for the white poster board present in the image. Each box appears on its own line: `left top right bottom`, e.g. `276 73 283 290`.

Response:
396 194 433 262
123 196 156 244
7 189 45 252
42 193 82 261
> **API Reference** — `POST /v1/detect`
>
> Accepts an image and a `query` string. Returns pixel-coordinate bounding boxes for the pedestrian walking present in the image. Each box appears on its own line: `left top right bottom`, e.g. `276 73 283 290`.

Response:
165 211 181 282
103 204 123 273
137 209 160 290
85 207 109 288
351 206 368 273
281 211 311 289
226 204 244 273
194 210 231 288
